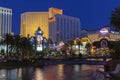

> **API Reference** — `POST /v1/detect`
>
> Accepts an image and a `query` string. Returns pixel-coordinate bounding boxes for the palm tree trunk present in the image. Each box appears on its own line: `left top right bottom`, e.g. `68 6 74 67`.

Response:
6 44 9 61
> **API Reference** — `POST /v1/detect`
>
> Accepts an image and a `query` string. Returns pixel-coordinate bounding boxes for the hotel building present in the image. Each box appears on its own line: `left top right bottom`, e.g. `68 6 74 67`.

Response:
81 27 120 48
0 7 12 36
20 12 49 38
20 7 81 42
49 14 80 42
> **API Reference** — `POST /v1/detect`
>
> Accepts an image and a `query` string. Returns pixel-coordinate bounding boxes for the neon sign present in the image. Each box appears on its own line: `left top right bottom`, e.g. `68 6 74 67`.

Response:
48 16 56 22
100 28 109 35
51 8 63 15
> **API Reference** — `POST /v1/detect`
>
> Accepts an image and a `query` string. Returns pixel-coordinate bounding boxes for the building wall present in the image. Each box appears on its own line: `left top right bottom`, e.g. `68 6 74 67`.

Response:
0 7 12 36
20 12 49 38
20 7 81 42
88 33 99 42
49 14 81 42
87 27 120 42
109 33 120 41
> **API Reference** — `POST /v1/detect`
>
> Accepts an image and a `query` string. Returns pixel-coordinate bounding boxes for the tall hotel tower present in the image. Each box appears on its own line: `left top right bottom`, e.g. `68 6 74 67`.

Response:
20 12 49 38
49 7 80 42
0 7 12 36
20 7 80 42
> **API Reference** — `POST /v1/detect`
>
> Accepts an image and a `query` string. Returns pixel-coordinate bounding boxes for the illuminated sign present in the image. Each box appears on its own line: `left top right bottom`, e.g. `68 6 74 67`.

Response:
51 8 63 15
37 35 43 42
37 45 43 51
100 28 109 35
36 35 43 52
49 8 62 22
48 16 56 22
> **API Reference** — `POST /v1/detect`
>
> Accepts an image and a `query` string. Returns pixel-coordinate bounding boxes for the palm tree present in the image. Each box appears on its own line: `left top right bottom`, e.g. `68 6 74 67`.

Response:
20 37 34 59
14 35 21 54
75 38 83 53
85 42 92 55
0 34 35 61
1 34 14 60
110 7 120 30
68 40 74 54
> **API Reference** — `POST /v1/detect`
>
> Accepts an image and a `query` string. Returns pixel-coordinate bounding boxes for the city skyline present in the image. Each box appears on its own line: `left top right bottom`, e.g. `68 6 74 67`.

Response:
0 0 120 34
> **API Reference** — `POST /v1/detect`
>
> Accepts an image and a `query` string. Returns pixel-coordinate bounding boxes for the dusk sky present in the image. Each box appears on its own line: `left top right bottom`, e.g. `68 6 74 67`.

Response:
0 0 120 35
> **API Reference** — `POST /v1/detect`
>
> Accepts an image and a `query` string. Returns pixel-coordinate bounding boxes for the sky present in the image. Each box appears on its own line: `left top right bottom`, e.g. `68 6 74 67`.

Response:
0 0 120 35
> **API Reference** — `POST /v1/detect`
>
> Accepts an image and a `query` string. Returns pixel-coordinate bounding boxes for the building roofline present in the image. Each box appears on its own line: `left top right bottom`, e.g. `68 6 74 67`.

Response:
0 7 12 10
21 12 48 14
21 12 49 16
55 14 80 20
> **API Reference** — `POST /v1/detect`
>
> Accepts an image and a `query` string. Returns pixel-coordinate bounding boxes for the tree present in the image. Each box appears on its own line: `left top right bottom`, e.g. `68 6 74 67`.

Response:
76 38 82 53
111 41 120 60
14 35 21 54
110 7 120 30
20 37 34 59
0 34 14 60
110 7 120 59
68 40 74 54
85 42 92 55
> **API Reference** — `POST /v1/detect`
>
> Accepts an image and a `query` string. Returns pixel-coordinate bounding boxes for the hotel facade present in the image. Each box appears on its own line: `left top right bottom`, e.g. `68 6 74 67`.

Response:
0 7 12 36
20 7 81 42
49 14 80 42
20 12 49 38
81 27 120 48
0 7 12 53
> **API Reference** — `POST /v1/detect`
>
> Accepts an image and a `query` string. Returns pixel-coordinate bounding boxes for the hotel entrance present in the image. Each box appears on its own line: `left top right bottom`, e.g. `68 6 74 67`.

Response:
100 38 108 48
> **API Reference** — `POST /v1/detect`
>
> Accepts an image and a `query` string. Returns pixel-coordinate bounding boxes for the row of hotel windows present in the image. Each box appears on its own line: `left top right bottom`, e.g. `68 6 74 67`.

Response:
0 9 12 13
57 18 80 36
0 13 12 35
56 17 80 40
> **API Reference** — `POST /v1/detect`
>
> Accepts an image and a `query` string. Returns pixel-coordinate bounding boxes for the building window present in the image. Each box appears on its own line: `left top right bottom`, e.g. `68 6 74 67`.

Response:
76 21 79 36
64 19 66 39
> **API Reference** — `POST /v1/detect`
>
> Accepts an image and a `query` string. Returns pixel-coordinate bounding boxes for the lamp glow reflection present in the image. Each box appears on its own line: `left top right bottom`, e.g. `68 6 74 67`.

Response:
34 68 44 80
57 64 64 80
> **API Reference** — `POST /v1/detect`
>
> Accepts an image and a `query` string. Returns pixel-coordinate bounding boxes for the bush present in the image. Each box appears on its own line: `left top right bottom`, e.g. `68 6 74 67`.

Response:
111 41 120 60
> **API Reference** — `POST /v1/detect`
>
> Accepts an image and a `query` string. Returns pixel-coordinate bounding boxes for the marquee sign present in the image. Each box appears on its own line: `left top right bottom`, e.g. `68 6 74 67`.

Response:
100 28 109 35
